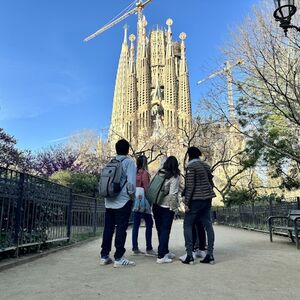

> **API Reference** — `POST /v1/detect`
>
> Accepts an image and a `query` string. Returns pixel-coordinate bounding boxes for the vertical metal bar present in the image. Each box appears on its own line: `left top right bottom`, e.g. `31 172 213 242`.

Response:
14 172 25 256
297 197 300 210
294 220 299 249
67 189 73 241
238 205 242 226
93 197 97 236
269 198 273 216
268 217 273 242
251 202 255 228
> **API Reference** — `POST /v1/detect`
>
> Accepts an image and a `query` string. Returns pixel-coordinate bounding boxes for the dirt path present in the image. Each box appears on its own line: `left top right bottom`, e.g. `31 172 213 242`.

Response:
1 221 299 300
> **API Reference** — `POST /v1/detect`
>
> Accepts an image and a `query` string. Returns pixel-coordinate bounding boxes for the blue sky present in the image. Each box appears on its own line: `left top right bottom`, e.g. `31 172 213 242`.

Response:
0 0 260 151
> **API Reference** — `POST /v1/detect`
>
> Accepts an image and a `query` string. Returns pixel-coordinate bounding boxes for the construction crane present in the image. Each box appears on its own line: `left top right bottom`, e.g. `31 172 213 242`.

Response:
84 0 153 42
197 60 243 122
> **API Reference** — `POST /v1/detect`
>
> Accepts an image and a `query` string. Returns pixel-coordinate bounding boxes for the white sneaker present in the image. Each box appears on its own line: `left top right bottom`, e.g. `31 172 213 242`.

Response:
157 254 173 264
167 252 176 259
179 252 196 262
113 257 135 268
195 250 206 258
100 256 113 265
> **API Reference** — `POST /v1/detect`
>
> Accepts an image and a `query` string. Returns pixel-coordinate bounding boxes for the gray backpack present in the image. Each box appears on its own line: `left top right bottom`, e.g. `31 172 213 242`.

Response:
98 157 127 198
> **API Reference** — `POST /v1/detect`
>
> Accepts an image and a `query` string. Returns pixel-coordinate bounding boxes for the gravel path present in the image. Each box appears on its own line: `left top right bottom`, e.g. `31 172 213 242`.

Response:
1 221 299 300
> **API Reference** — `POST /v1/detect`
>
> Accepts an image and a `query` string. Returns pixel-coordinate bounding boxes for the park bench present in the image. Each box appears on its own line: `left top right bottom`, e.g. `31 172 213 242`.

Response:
268 210 300 249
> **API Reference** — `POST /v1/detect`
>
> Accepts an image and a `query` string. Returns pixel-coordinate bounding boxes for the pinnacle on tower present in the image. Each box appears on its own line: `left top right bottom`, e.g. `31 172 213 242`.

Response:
166 18 173 57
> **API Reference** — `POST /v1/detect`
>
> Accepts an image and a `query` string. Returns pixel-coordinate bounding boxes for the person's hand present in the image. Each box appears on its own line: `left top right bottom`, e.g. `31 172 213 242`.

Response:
185 205 190 213
129 193 135 201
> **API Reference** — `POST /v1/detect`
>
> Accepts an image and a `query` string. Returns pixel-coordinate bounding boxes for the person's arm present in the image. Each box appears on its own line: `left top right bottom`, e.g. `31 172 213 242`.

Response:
184 167 195 209
166 177 180 211
126 159 136 200
169 176 179 195
204 164 214 187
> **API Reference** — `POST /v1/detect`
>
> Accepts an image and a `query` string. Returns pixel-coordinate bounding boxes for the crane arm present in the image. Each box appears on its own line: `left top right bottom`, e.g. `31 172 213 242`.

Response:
84 6 137 42
197 60 243 85
84 0 153 42
197 68 226 85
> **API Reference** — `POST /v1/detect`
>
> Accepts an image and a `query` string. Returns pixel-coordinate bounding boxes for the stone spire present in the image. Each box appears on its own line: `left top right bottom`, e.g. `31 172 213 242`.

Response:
109 25 129 144
164 18 178 128
137 17 151 135
178 32 192 130
136 14 146 79
125 34 138 143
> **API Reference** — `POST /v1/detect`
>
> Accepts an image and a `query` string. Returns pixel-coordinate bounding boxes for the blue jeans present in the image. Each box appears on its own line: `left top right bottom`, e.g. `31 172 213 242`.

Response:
153 204 175 259
132 212 154 251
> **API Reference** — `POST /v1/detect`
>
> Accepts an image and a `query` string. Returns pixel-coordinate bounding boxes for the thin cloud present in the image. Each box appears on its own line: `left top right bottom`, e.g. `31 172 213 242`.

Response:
48 136 70 143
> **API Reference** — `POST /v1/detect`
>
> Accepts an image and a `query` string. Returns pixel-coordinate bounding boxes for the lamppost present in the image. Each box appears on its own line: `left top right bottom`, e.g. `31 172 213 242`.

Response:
273 0 300 35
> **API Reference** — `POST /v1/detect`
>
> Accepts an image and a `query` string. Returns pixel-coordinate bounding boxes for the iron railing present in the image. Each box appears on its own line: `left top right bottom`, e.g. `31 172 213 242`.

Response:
215 197 300 232
0 167 105 254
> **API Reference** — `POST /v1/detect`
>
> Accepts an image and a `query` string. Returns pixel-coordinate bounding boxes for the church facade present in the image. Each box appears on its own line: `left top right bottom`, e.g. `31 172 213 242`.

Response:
109 15 192 150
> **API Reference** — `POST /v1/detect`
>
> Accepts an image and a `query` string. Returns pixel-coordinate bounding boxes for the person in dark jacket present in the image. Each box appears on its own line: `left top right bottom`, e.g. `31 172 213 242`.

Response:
182 146 216 265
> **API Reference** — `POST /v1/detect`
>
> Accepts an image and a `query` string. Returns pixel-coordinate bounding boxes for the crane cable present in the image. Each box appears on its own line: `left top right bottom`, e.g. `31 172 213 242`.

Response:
102 0 137 29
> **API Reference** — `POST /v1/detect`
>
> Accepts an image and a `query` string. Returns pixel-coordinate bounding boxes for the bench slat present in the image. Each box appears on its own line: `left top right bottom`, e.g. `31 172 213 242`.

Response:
289 210 300 216
272 226 294 230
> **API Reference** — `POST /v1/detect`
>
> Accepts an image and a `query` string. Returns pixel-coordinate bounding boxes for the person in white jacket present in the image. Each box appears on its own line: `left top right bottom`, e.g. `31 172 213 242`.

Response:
152 156 180 264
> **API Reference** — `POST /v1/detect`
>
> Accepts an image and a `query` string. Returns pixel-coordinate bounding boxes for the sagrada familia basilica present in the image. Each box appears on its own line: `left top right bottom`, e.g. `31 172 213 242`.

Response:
108 16 192 150
103 7 287 203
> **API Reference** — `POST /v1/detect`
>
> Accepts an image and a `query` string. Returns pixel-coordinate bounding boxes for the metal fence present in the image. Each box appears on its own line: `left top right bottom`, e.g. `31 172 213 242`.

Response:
0 167 105 254
215 197 300 232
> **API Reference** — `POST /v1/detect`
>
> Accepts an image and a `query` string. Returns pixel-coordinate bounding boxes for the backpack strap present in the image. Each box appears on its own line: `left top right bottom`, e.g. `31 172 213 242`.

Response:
116 156 128 191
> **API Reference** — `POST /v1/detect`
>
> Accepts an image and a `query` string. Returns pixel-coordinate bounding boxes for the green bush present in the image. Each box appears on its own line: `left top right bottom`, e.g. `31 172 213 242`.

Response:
224 188 283 207
224 188 257 207
50 170 98 196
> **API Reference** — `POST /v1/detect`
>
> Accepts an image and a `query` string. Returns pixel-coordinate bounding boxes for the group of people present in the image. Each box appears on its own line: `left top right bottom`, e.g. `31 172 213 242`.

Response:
100 139 216 268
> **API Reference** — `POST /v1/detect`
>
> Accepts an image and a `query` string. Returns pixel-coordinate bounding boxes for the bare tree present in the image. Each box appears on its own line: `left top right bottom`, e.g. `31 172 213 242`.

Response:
67 129 108 175
178 118 259 202
199 2 300 190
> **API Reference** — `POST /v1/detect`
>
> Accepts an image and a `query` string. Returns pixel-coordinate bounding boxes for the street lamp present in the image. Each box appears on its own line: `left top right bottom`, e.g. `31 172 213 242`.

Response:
273 0 300 35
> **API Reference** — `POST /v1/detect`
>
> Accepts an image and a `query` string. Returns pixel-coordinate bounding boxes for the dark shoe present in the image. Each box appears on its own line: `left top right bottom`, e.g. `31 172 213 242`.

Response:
181 255 194 265
132 249 145 255
145 249 157 257
200 254 215 265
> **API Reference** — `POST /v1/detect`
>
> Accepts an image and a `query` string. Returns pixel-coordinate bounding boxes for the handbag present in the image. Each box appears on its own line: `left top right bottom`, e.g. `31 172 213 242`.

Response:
133 187 147 213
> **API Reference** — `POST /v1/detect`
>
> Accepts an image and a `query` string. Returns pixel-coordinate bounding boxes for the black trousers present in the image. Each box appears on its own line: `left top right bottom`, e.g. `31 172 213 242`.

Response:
184 199 214 256
193 220 206 251
100 200 132 260
153 204 175 259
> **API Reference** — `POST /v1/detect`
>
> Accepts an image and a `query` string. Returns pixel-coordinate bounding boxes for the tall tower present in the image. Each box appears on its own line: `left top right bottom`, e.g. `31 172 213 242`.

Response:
137 17 151 137
109 26 129 146
177 32 192 130
125 34 138 145
109 15 192 151
164 19 178 129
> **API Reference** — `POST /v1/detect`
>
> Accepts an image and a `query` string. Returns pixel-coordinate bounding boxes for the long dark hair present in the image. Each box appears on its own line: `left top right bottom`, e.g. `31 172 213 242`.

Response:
162 156 180 179
136 155 148 171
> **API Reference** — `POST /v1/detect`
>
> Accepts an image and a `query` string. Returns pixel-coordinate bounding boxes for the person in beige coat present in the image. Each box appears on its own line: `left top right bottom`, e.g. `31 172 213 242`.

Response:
152 156 180 264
